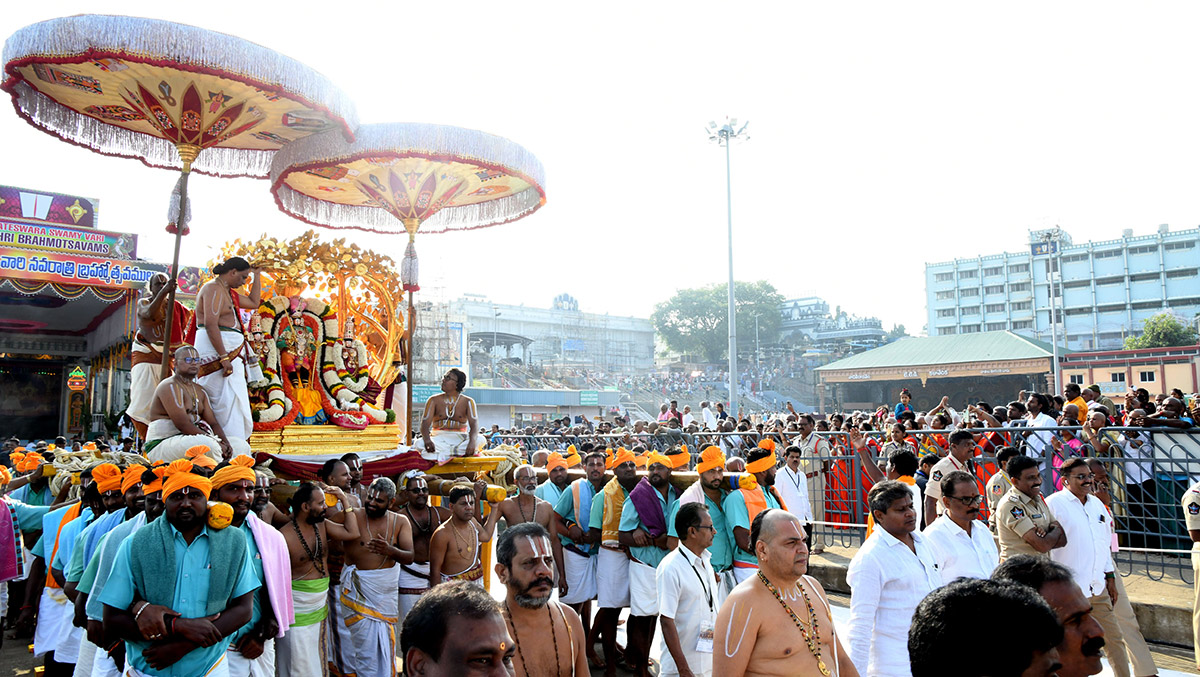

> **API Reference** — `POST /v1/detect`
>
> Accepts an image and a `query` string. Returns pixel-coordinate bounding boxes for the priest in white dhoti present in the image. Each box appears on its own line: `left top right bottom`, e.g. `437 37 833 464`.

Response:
144 345 249 463
194 257 261 444
128 273 190 440
419 368 480 465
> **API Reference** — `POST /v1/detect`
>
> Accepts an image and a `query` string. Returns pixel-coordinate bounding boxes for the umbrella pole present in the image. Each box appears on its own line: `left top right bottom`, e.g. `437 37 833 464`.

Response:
405 290 415 445
158 144 200 380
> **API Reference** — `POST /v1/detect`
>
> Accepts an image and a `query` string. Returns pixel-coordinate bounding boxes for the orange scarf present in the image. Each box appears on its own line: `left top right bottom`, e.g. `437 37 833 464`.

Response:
865 475 916 539
742 484 787 526
45 503 82 589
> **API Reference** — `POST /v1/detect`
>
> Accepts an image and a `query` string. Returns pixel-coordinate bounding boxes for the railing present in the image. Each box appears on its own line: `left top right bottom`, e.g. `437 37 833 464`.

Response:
490 425 1200 583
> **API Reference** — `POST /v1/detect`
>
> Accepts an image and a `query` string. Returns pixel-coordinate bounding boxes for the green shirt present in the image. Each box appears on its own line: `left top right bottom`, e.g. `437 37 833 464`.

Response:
667 490 733 572
724 488 782 566
619 486 679 569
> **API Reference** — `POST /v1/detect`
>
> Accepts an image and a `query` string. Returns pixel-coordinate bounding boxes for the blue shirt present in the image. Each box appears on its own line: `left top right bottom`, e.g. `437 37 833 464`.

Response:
99 523 259 676
553 479 598 553
535 481 565 507
228 521 266 647
50 508 94 572
724 488 782 566
4 498 51 536
619 486 679 568
32 503 78 559
667 490 733 572
11 484 53 508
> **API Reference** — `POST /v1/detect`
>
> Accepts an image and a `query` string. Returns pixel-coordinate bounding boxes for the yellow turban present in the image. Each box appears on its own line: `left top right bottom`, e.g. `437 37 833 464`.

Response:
611 448 636 469
758 438 777 453
143 466 167 494
546 453 568 473
745 455 776 474
15 452 43 474
121 464 147 494
645 451 672 469
93 463 123 493
633 453 648 468
0 467 11 485
565 450 582 468
162 460 212 500
696 446 726 474
211 455 256 491
186 446 217 469
667 452 690 469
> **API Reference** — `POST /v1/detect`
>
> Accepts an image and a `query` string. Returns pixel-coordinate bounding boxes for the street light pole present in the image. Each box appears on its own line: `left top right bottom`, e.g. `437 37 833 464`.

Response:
755 312 761 367
708 118 749 413
1042 229 1062 394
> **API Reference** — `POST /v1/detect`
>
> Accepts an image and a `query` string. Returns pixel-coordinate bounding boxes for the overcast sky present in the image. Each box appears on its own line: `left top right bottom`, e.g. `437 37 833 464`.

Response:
4 2 1200 335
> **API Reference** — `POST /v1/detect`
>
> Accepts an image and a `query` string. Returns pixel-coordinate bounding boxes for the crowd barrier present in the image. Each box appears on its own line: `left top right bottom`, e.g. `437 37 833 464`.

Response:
489 424 1200 582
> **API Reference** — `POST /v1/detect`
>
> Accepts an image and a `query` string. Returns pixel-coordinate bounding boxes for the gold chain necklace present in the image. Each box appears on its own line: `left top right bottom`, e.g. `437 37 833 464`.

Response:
450 519 473 558
757 571 829 676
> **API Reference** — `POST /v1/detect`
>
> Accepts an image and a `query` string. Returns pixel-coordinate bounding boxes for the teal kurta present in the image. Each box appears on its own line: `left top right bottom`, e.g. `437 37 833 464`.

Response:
619 486 679 568
667 490 733 572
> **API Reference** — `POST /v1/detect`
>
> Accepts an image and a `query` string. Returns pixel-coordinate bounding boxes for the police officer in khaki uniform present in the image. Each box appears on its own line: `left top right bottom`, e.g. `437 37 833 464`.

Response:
1182 477 1200 670
923 429 979 524
986 447 1020 532
996 455 1066 561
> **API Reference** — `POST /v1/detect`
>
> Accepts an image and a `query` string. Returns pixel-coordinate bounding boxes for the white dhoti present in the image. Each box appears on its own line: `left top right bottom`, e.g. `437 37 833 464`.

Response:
55 622 85 663
127 344 161 426
420 431 473 465
326 585 353 675
596 546 630 609
560 548 597 605
195 329 253 442
732 562 759 584
34 588 71 657
398 562 430 625
628 561 659 617
144 419 251 464
340 565 401 677
275 578 328 677
72 637 97 677
91 645 120 677
124 653 228 677
715 570 737 609
225 639 275 677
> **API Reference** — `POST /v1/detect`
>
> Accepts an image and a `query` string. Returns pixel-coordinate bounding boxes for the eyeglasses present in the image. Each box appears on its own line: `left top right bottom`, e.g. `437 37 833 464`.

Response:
1069 473 1095 481
693 524 717 533
949 495 984 506
178 356 202 364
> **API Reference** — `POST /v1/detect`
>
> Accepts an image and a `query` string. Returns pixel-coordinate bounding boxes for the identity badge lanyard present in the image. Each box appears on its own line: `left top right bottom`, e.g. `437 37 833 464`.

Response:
688 555 716 653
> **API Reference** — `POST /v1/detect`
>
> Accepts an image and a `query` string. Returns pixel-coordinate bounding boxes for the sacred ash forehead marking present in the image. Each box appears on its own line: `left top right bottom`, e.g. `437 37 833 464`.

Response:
524 535 552 560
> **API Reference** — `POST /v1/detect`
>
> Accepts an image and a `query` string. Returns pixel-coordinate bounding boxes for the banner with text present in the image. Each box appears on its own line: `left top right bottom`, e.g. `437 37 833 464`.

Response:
0 247 201 292
0 220 136 259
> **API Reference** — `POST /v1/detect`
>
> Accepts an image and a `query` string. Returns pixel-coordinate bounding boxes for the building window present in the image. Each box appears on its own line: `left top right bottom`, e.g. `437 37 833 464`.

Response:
1063 254 1088 263
1139 370 1156 382
1111 372 1126 383
985 303 1005 313
1011 301 1032 311
983 266 1003 276
985 285 1005 295
1010 263 1030 273
986 322 1006 331
1094 249 1122 259
1165 240 1196 251
935 272 953 282
961 288 979 297
962 325 980 333
1010 282 1030 292
1129 245 1157 255
940 327 957 336
959 269 978 279
1012 320 1033 330
937 309 956 318
1069 374 1084 385
961 306 980 316
936 291 955 301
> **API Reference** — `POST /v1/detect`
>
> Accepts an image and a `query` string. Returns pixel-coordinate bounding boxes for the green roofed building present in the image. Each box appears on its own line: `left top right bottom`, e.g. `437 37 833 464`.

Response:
815 331 1067 413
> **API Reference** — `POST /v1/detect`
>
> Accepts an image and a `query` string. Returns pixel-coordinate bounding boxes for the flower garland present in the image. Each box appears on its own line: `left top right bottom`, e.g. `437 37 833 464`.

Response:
329 338 370 392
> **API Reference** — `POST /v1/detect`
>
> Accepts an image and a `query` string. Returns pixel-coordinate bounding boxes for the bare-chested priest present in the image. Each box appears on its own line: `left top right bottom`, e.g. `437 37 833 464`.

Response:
428 482 502 587
144 345 246 463
128 273 190 439
338 477 415 677
497 464 565 584
419 368 480 464
195 256 262 444
715 509 857 677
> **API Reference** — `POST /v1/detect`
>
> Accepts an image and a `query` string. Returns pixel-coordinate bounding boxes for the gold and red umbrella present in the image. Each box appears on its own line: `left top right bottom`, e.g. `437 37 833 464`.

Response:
269 122 546 439
2 14 358 374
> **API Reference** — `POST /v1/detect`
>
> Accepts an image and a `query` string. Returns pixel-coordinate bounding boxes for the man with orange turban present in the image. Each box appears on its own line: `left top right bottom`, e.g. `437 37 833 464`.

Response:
535 452 571 507
619 451 680 676
673 446 736 601
8 450 54 508
99 459 259 677
724 446 787 584
552 449 607 661
212 456 293 677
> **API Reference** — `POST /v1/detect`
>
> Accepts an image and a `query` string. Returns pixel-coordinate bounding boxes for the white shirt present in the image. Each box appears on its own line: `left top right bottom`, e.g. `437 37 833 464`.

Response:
701 407 717 430
656 545 716 677
776 465 813 523
682 413 695 427
1024 412 1057 461
1115 431 1154 485
1046 489 1114 597
922 516 999 580
846 528 942 677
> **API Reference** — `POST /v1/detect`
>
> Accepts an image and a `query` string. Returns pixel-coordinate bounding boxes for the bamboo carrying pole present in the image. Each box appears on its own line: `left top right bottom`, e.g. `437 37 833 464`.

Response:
531 467 748 494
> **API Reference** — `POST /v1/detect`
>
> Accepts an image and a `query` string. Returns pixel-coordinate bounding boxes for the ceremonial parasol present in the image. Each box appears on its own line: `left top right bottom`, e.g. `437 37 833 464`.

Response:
269 122 546 441
2 14 358 376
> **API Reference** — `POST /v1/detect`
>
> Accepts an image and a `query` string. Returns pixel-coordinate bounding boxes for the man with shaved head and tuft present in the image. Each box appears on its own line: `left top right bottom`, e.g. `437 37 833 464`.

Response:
715 509 857 676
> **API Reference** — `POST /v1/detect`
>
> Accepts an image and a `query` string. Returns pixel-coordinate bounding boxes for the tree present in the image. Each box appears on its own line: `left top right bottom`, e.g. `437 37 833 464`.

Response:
887 324 908 341
1123 312 1199 349
651 281 784 362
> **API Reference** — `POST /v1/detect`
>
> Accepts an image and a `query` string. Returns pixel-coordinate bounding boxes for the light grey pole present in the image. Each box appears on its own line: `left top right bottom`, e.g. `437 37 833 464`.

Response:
1046 231 1060 394
724 135 737 411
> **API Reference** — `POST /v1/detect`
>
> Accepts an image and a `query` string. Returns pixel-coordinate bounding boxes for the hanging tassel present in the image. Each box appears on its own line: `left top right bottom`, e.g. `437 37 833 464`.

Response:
166 174 192 236
401 239 419 292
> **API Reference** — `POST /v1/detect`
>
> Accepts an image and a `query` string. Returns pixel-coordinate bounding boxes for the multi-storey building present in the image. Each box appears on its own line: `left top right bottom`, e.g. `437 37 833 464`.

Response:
925 225 1200 350
779 296 887 351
